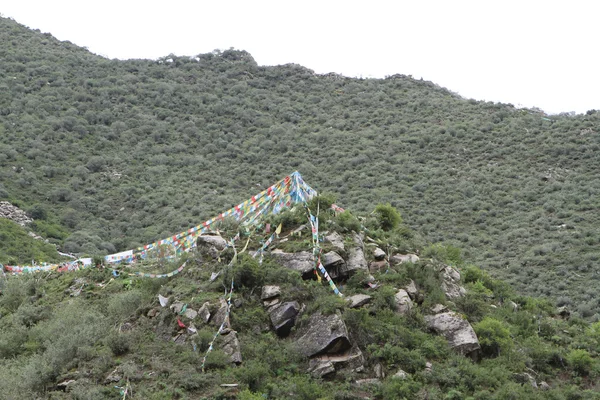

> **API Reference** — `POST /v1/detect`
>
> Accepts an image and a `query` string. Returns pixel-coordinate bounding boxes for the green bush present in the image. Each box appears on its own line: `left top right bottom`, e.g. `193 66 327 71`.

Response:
567 349 594 376
373 203 402 231
106 332 131 356
474 317 513 357
335 210 362 232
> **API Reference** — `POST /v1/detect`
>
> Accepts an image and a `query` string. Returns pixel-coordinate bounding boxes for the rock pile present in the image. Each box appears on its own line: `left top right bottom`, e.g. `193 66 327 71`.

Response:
0 201 33 226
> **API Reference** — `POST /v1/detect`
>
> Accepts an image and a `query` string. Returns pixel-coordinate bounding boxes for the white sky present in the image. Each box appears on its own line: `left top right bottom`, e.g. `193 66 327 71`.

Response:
2 0 599 114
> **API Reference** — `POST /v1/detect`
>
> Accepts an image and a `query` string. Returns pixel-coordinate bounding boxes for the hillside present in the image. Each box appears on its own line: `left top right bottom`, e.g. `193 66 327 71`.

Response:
1 16 600 318
2 199 600 399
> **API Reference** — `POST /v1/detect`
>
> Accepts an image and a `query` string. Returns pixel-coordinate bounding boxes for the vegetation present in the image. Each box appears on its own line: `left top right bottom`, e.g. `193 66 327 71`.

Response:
1 15 600 398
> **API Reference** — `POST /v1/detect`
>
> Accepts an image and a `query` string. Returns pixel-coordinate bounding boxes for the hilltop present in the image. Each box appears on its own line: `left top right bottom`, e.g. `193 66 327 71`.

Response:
2 197 600 399
0 15 599 317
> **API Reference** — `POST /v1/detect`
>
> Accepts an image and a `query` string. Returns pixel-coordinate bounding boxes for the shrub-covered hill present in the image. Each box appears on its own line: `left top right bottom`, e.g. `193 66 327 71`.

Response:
1 203 600 399
1 16 600 313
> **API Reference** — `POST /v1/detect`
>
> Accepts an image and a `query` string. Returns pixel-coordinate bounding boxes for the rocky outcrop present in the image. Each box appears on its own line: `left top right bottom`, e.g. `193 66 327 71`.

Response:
345 234 368 275
269 301 300 336
325 232 345 253
394 289 413 314
346 294 372 309
295 312 351 357
390 253 419 265
322 251 346 279
261 285 281 300
308 345 365 378
198 302 211 324
271 250 314 274
440 265 466 299
220 328 242 364
404 280 418 300
0 201 33 226
424 312 480 358
369 260 388 273
211 298 231 329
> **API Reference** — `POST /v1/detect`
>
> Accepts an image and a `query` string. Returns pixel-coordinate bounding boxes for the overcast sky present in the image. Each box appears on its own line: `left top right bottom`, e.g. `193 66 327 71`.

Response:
3 0 599 114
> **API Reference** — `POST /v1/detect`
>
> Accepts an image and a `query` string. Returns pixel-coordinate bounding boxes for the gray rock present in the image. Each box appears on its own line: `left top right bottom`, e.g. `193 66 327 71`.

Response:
325 232 345 252
261 285 281 300
425 312 480 357
270 301 300 337
347 294 372 309
183 308 198 320
295 312 351 357
355 379 381 387
394 289 413 314
392 369 408 380
390 253 420 265
440 265 467 299
373 248 386 260
404 279 418 299
513 372 537 389
220 329 242 364
425 362 433 374
322 251 345 269
309 360 336 378
271 250 314 274
431 304 449 314
374 363 385 379
539 381 550 390
170 302 185 314
346 234 368 274
198 302 211 324
0 201 33 226
211 298 231 329
263 298 281 308
197 235 228 250
508 301 519 312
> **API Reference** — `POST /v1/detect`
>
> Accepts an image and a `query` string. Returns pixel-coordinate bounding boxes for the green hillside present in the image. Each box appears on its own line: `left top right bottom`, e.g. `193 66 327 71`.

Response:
1 16 599 318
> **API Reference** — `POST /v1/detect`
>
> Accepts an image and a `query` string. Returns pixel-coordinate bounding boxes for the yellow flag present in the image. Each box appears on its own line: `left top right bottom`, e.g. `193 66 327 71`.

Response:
275 223 282 235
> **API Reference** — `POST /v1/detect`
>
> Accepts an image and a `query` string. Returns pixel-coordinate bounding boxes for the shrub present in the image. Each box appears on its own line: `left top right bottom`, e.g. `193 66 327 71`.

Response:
373 203 402 231
335 210 361 232
474 317 513 357
567 349 594 376
106 332 130 356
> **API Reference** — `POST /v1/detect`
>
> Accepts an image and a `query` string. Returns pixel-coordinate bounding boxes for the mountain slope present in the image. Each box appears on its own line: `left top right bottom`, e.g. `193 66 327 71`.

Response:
0 16 599 315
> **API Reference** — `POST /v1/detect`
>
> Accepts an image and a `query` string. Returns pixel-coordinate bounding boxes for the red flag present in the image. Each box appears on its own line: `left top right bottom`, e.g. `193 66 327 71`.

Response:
177 318 187 329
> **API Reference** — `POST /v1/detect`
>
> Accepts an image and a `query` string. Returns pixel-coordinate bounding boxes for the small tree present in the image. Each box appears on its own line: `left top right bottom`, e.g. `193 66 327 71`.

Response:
474 317 513 357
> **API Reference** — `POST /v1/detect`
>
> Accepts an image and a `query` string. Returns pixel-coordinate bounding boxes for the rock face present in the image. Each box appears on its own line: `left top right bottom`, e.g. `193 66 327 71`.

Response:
394 289 413 314
404 280 418 300
424 312 480 358
269 301 300 336
271 250 314 274
0 201 33 226
369 260 388 273
440 265 466 299
220 329 242 364
295 312 351 357
211 298 231 329
345 234 368 274
198 302 211 324
390 254 420 266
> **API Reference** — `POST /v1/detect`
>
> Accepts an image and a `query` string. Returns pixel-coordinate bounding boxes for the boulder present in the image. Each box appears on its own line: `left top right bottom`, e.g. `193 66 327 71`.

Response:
198 302 211 324
425 312 480 358
322 251 345 269
373 248 386 260
346 294 372 309
196 235 228 258
325 232 345 253
394 289 413 314
183 308 198 320
295 312 351 357
392 369 408 380
404 280 418 299
263 298 281 308
440 265 466 299
309 360 335 378
211 298 231 329
431 304 449 314
355 379 381 387
374 363 385 379
220 329 242 364
390 253 419 265
261 285 281 300
269 301 300 336
540 381 550 390
271 250 314 275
